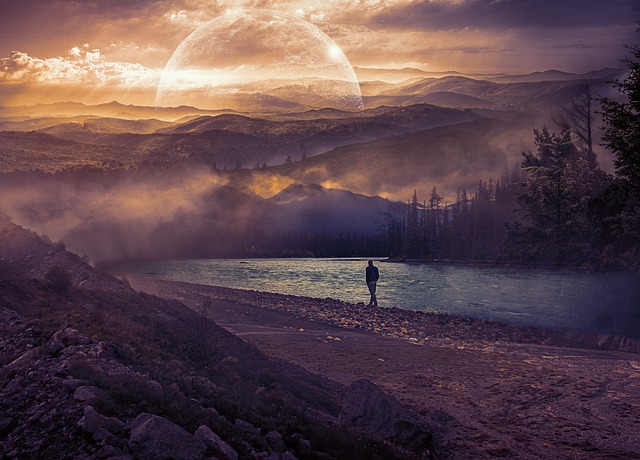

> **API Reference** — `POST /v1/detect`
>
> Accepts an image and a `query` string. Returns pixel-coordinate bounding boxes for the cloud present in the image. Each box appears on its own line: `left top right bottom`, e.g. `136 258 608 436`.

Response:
371 0 638 31
0 48 161 87
1 0 637 96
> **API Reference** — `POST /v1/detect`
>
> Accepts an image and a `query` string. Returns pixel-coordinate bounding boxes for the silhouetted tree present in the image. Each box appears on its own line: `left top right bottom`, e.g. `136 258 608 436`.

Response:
405 190 421 257
426 186 442 258
597 45 640 265
556 83 598 166
504 128 610 265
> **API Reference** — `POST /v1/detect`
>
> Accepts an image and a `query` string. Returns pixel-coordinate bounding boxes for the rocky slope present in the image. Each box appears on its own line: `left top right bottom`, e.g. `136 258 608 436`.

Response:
0 215 434 459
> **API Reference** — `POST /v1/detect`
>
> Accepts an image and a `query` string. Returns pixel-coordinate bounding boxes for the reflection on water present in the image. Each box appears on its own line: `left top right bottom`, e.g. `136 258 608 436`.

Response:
110 258 640 338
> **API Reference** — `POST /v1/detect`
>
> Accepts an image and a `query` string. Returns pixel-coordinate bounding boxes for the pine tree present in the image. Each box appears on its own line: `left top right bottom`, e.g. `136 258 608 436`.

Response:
426 186 442 258
599 45 640 259
556 83 598 166
506 128 610 265
405 190 421 257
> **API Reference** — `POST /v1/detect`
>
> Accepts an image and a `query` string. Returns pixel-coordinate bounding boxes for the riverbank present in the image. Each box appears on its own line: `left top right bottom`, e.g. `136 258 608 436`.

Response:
122 275 640 459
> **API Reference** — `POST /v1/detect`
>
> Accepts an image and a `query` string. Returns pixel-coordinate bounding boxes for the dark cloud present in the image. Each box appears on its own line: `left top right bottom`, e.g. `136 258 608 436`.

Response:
0 0 176 57
374 0 638 31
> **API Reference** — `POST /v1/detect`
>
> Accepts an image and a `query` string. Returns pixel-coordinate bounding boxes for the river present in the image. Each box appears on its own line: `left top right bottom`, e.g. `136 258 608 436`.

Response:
109 258 640 338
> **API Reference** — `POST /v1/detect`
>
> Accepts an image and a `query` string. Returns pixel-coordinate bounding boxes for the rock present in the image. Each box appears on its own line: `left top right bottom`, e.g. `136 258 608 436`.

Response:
288 433 311 456
73 385 110 403
144 379 165 400
265 430 287 453
338 379 431 452
234 418 260 439
92 427 116 444
50 327 89 348
0 348 38 386
128 413 206 460
79 406 124 435
0 417 17 436
44 341 65 357
88 341 120 361
96 445 123 459
61 378 92 392
194 425 238 460
597 334 613 349
304 407 338 426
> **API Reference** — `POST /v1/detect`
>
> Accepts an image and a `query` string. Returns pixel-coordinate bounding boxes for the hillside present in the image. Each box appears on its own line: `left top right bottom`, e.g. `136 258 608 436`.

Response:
0 103 482 172
362 72 620 110
0 101 234 121
0 215 432 459
245 117 534 201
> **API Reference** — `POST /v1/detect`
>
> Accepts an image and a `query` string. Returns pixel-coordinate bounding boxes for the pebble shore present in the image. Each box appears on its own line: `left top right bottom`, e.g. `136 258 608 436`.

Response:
124 276 617 353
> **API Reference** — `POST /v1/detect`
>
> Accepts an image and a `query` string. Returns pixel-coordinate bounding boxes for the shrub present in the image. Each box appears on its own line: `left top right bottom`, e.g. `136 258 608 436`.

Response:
44 266 72 294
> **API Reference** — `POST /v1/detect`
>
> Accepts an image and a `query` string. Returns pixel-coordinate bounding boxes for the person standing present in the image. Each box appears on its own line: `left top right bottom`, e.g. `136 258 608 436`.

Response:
366 260 379 306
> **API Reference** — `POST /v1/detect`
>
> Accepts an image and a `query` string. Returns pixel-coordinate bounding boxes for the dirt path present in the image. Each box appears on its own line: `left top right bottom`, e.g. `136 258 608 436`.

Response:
125 275 640 459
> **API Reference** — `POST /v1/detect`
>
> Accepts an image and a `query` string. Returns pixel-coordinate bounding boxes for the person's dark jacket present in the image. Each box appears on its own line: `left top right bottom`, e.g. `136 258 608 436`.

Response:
366 265 379 283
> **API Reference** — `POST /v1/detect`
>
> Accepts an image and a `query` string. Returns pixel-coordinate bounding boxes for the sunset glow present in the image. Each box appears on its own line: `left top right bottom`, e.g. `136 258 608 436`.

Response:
1 1 637 108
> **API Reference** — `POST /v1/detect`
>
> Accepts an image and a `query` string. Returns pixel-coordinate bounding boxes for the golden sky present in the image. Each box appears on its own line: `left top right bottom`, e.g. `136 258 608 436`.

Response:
0 0 638 107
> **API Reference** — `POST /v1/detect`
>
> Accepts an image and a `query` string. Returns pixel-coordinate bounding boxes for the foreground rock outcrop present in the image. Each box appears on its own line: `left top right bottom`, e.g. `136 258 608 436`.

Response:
1 302 432 460
0 216 434 459
340 379 432 454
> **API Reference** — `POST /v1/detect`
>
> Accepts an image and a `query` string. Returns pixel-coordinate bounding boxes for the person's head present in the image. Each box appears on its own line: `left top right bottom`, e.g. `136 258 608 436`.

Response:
368 260 374 266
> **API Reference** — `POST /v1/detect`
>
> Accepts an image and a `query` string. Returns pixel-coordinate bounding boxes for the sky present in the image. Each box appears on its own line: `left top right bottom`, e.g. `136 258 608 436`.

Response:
0 0 638 107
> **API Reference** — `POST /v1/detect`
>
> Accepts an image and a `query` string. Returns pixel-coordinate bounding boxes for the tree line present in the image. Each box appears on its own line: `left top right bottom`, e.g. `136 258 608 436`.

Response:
386 46 640 271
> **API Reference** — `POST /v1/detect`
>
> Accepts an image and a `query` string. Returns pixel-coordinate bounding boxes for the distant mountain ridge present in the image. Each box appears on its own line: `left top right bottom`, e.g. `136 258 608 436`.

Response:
491 67 622 83
0 104 482 172
0 67 622 117
363 71 620 109
0 101 235 121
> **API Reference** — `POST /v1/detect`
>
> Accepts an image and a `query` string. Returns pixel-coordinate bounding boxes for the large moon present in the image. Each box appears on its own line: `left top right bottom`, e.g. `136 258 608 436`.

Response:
156 9 363 112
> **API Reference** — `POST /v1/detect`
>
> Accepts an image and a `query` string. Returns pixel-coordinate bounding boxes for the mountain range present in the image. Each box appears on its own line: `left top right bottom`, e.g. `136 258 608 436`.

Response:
0 68 621 262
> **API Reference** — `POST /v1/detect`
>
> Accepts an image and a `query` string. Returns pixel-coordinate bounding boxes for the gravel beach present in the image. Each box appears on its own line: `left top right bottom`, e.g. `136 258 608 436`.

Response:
123 275 640 459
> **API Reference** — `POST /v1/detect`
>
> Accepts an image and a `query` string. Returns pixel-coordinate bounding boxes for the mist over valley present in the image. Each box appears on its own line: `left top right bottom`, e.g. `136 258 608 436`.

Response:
0 69 629 265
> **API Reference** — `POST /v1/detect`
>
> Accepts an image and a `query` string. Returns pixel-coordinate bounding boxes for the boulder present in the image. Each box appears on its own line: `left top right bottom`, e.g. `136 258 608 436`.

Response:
128 413 206 460
61 378 91 392
234 418 261 439
265 430 287 453
88 341 120 361
73 385 110 403
338 379 431 452
50 327 91 347
194 425 238 460
95 445 123 459
79 406 124 435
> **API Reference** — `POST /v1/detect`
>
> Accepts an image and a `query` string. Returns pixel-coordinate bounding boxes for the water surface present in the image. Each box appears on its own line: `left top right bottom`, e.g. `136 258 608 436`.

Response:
111 258 640 338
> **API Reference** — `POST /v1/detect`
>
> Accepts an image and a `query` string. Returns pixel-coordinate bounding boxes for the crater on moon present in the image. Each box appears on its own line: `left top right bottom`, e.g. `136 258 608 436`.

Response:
156 9 363 112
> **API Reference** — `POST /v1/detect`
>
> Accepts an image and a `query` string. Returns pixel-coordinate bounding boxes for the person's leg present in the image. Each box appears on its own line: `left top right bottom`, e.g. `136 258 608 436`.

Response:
368 281 377 306
372 282 377 306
